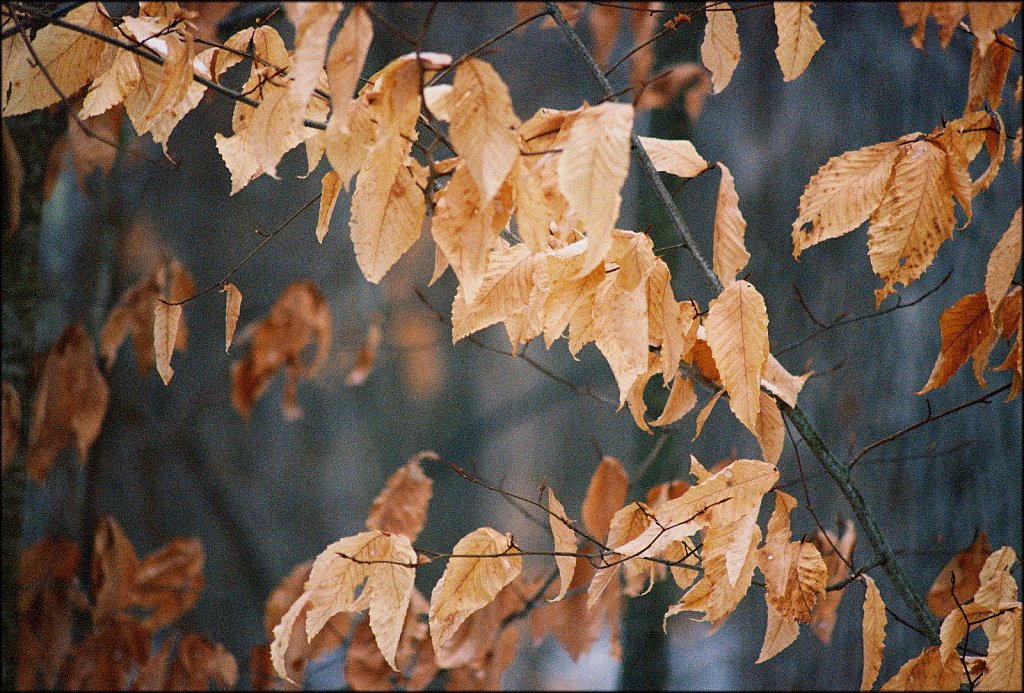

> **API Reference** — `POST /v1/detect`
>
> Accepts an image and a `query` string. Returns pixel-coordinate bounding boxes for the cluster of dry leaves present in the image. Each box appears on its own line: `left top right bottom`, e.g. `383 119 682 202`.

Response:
3 1 1023 690
17 518 235 690
254 451 1021 691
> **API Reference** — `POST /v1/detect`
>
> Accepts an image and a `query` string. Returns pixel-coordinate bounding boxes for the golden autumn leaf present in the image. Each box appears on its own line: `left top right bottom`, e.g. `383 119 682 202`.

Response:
284 2 341 112
315 170 342 243
607 501 662 597
861 575 887 691
450 242 539 343
704 280 769 433
756 601 800 664
968 2 1021 56
927 531 993 618
432 166 515 304
222 283 242 353
101 260 194 375
429 527 522 657
754 391 784 465
974 546 1019 613
2 380 20 474
667 524 761 625
326 5 373 122
692 387 725 442
153 301 182 386
547 488 578 602
26 323 109 483
134 537 205 630
868 140 956 305
809 519 857 644
344 590 431 690
588 3 621 69
978 607 1022 691
762 354 812 408
2 3 111 117
649 374 697 428
918 292 995 394
449 58 521 206
301 531 417 673
985 207 1023 319
712 162 750 287
773 2 824 81
897 2 966 50
967 33 1016 112
758 492 828 623
701 3 741 93
118 15 195 137
638 136 710 179
939 600 999 666
365 451 436 543
791 140 902 259
434 575 529 671
581 455 629 544
557 102 634 275
230 281 330 419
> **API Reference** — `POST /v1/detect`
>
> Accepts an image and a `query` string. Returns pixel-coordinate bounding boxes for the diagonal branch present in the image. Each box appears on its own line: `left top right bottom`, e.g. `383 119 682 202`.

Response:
546 0 942 646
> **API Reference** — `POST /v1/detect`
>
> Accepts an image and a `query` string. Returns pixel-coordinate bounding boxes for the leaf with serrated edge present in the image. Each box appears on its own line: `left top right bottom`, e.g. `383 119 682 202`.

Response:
792 141 902 259
547 489 578 602
755 392 784 465
705 280 769 433
557 103 634 275
861 575 887 691
429 528 521 657
713 163 750 287
977 607 1022 691
451 243 537 342
773 2 824 81
701 3 741 93
302 531 416 671
449 59 521 206
986 207 1023 319
918 292 994 394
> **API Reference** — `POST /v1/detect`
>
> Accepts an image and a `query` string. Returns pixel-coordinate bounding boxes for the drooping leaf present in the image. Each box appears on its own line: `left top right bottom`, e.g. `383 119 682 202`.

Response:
773 2 824 81
692 387 725 442
302 531 417 672
222 283 242 353
754 392 784 465
985 207 1023 319
365 451 436 543
977 606 1022 691
918 292 995 394
966 33 1016 111
326 5 373 123
450 242 540 344
927 531 993 618
547 488 578 602
449 59 521 207
429 527 522 657
756 600 800 664
153 301 182 386
135 538 205 630
557 102 634 274
861 575 887 691
650 374 697 428
968 2 1021 56
285 2 342 113
2 381 20 474
91 516 140 626
701 3 741 93
26 323 109 483
704 280 769 433
712 162 750 288
868 140 955 305
581 455 629 543
2 3 111 117
897 2 966 50
231 281 331 419
757 491 828 623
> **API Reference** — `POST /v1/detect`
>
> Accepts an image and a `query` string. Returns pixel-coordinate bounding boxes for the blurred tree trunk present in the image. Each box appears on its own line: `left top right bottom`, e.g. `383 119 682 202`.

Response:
1 109 67 690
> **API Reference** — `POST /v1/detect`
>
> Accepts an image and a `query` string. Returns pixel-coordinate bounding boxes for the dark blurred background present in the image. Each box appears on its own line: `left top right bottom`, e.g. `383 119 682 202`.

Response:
18 2 1022 689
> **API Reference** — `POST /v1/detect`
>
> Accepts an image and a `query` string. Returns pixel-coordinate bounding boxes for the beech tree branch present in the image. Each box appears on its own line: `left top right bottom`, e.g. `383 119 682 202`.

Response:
547 0 942 646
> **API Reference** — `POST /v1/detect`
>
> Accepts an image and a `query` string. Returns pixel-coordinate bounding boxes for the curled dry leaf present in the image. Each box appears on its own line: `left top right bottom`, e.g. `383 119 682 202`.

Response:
434 576 529 671
897 2 965 50
918 292 995 394
429 527 522 658
861 575 887 691
985 207 1023 320
223 283 242 353
757 491 828 623
153 300 183 385
165 632 239 690
547 488 578 602
61 615 152 691
135 537 205 629
712 162 750 288
231 280 331 419
91 516 140 626
27 323 109 483
346 314 384 387
966 33 1016 112
926 531 993 618
756 601 800 664
365 451 436 542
